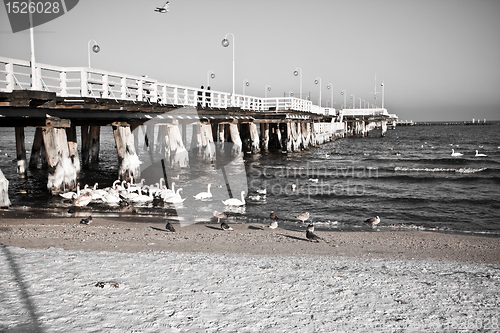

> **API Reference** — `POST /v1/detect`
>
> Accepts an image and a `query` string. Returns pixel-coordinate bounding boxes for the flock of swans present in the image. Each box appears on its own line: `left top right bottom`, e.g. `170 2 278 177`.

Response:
451 149 488 157
60 177 250 208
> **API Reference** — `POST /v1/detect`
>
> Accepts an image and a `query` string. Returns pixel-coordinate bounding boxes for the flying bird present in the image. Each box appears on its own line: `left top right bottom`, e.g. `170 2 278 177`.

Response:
155 1 169 13
165 222 176 232
80 215 92 225
364 216 380 227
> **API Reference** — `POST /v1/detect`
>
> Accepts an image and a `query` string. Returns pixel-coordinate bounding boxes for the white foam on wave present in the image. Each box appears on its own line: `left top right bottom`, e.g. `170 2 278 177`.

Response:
394 167 487 174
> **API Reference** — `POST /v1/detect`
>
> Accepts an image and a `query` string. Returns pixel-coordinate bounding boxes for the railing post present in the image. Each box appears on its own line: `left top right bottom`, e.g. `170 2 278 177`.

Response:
174 87 179 104
80 69 88 97
149 81 158 103
35 67 42 91
60 71 67 96
162 85 167 105
137 79 143 102
102 73 109 98
5 62 14 92
120 77 127 100
184 88 188 105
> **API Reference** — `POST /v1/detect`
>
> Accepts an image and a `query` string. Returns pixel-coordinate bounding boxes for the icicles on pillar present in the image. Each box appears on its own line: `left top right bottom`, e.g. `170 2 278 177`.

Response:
42 126 77 194
15 127 27 178
229 123 242 156
381 120 388 137
0 169 11 208
167 121 189 168
260 123 269 151
248 123 260 153
113 124 141 181
66 126 80 176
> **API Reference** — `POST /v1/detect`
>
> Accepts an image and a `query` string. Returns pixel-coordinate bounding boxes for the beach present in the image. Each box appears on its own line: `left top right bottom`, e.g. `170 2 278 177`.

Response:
1 216 499 332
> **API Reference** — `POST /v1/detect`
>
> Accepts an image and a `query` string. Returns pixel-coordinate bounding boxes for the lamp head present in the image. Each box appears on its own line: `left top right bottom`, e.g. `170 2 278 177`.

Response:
314 79 319 85
293 70 299 76
245 81 250 87
221 39 230 47
92 44 100 53
210 73 215 79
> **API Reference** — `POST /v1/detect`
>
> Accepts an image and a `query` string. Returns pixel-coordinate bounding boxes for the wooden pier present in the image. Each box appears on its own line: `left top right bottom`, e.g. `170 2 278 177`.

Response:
0 56 394 202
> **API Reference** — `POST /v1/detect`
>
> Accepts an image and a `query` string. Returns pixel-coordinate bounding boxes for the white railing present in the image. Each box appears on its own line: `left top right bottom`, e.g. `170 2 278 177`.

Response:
0 56 316 113
341 108 389 117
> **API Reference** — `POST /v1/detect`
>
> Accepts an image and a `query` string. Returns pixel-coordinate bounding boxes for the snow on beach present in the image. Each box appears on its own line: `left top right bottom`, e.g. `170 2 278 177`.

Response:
1 245 499 332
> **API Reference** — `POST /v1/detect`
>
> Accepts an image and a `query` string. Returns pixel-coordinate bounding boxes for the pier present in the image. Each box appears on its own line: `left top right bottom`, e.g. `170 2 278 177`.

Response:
0 56 395 200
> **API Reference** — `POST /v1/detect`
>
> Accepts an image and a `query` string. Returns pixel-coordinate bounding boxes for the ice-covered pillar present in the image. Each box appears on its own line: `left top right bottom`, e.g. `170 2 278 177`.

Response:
0 169 11 208
260 123 269 151
29 127 44 169
168 121 189 168
66 126 80 176
229 123 242 156
113 124 141 181
381 120 388 137
249 122 260 153
15 127 27 179
42 124 77 195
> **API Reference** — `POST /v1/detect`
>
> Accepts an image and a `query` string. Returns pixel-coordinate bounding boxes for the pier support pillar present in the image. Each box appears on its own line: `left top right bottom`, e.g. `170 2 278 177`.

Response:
113 124 141 181
0 169 11 208
260 123 269 151
249 122 260 153
191 123 213 163
29 127 45 169
15 127 27 179
66 126 80 176
381 120 388 137
229 123 242 156
168 121 189 168
42 127 77 194
81 126 99 167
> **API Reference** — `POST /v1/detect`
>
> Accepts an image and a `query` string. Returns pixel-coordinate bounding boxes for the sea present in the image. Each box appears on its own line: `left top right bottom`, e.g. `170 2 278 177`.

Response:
0 122 499 236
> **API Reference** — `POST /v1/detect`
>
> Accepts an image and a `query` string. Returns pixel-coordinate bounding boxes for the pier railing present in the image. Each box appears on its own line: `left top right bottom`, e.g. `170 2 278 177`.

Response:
0 56 323 114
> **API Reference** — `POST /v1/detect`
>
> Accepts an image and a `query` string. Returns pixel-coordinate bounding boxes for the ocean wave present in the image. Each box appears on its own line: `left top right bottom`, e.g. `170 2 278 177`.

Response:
394 166 487 174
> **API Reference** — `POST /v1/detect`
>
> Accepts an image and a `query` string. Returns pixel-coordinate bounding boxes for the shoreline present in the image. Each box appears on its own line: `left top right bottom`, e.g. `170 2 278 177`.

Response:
1 215 499 264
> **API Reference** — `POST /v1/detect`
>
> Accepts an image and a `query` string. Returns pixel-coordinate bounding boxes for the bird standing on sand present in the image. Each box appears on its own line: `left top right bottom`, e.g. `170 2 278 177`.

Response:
306 223 314 233
80 215 92 225
270 211 278 222
364 216 380 227
295 212 310 226
269 211 279 229
165 222 176 232
306 229 321 242
213 210 227 223
221 221 233 231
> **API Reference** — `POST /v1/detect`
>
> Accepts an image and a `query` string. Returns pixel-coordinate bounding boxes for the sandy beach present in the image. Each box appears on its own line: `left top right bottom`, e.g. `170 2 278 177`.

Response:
1 216 499 332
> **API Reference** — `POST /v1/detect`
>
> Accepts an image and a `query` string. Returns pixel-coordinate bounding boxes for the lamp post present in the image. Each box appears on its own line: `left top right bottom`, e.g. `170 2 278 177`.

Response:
207 70 215 88
341 90 346 109
289 91 294 97
88 40 100 69
243 79 250 96
221 33 235 98
265 85 271 98
350 94 355 109
327 83 334 109
314 77 322 107
381 81 385 108
358 98 362 109
293 67 302 99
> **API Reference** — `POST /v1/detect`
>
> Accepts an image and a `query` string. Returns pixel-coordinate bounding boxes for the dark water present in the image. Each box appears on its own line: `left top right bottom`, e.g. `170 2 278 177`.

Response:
1 123 499 236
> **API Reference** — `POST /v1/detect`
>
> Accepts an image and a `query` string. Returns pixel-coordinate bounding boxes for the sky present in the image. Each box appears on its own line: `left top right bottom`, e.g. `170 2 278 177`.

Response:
1 0 499 122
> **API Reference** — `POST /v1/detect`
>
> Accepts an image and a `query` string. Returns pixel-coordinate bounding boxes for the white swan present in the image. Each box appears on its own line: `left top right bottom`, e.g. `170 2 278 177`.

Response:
164 188 185 204
475 150 487 157
451 149 463 157
59 183 80 200
161 182 176 199
222 191 246 206
194 184 212 200
129 186 154 203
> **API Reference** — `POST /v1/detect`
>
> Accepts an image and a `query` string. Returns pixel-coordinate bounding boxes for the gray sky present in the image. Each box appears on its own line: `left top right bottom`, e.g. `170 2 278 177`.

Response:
1 0 499 121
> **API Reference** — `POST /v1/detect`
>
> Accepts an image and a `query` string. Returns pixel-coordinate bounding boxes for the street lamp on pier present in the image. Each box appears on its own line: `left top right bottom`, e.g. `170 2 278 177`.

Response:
265 85 271 98
341 90 346 109
243 79 250 96
381 81 385 108
293 67 302 99
350 94 355 109
221 33 235 99
314 77 322 107
327 83 334 110
207 70 215 88
358 98 362 108
88 40 100 69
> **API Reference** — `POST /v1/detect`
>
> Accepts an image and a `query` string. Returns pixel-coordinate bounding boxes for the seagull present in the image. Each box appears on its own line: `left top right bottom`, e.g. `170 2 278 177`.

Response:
451 149 463 157
221 221 233 231
154 1 169 13
364 216 380 227
80 215 92 225
165 222 176 232
475 150 487 157
295 212 309 226
306 229 321 242
213 210 227 223
306 223 314 233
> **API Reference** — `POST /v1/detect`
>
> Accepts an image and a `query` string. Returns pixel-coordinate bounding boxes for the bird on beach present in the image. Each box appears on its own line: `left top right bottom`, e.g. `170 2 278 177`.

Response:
364 216 380 227
154 1 169 13
306 229 321 242
306 223 314 233
475 150 487 157
295 212 310 226
80 215 92 225
213 210 227 223
268 220 278 230
165 221 176 232
451 149 463 157
221 221 233 231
